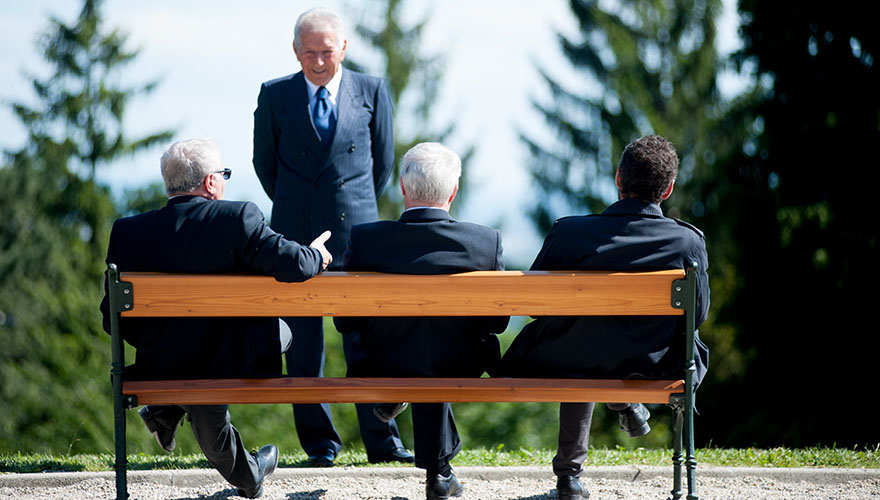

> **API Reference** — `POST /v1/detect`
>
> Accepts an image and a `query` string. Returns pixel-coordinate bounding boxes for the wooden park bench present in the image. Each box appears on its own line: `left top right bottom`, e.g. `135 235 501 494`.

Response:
106 264 703 500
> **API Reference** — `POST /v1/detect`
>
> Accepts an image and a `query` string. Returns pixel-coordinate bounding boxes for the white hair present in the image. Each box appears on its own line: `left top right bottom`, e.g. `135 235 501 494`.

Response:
160 139 222 195
400 143 461 204
294 8 345 48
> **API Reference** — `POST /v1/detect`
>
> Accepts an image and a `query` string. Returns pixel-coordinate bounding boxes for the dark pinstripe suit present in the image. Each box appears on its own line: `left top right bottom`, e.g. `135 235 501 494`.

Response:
253 68 396 457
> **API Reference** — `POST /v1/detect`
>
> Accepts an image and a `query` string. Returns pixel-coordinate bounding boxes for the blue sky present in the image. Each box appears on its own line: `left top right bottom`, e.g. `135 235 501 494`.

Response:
0 0 742 267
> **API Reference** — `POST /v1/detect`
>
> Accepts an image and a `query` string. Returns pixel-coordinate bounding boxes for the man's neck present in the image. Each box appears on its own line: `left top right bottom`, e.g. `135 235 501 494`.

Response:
304 67 343 95
403 201 449 212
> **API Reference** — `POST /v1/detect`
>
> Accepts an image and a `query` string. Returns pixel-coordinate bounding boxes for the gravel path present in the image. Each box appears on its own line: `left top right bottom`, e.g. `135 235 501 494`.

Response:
2 466 879 500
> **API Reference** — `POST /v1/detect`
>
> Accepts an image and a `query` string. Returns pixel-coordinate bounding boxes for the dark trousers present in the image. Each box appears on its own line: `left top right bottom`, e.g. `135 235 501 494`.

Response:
412 403 461 474
284 316 404 456
149 405 261 491
554 402 595 477
554 402 640 476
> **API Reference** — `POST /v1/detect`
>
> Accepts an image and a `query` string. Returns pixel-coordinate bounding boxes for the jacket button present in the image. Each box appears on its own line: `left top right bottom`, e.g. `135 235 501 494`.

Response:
339 180 345 187
348 143 355 152
339 212 345 221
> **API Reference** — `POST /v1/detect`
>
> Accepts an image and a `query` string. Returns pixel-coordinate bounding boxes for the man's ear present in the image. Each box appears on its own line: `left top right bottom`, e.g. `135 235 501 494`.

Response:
447 183 459 206
399 177 406 197
615 169 621 189
204 173 218 199
661 179 675 200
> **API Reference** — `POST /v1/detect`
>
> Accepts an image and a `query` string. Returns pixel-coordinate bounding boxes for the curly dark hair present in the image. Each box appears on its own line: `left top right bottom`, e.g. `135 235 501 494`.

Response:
617 135 679 203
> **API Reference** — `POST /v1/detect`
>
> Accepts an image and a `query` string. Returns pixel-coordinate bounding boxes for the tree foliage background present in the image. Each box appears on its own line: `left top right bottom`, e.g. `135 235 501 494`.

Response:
344 0 473 220
2 0 879 456
522 0 880 448
0 0 171 453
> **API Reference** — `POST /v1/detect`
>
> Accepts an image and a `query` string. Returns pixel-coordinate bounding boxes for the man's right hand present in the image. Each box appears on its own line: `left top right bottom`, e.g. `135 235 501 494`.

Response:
310 230 333 270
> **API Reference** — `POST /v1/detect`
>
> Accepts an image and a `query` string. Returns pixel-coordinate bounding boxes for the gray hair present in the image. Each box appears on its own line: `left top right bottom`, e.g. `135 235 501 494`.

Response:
160 139 222 195
294 8 345 49
400 143 461 204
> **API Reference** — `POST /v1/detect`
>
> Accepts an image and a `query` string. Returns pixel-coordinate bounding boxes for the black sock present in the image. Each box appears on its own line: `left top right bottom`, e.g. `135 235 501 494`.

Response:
427 464 452 478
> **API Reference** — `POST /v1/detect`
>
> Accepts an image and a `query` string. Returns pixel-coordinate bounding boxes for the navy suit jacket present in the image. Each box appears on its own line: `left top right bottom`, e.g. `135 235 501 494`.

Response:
100 196 324 380
497 198 710 386
333 208 509 377
253 69 393 267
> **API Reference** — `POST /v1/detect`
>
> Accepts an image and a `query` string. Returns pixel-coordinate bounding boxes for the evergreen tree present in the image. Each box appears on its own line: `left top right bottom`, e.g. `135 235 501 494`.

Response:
692 0 880 447
520 0 763 447
11 0 172 181
0 0 173 453
347 0 470 219
522 0 726 231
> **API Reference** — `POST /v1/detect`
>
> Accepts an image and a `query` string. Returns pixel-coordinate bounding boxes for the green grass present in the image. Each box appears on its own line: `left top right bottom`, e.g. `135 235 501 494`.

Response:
3 446 878 473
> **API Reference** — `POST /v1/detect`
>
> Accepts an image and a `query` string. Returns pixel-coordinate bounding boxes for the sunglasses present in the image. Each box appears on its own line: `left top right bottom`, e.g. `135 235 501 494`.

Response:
212 168 232 180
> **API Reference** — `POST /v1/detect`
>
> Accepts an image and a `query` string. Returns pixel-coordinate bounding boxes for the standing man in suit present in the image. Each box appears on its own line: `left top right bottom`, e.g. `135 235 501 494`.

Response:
334 142 508 499
498 135 710 500
252 7 409 465
100 138 333 498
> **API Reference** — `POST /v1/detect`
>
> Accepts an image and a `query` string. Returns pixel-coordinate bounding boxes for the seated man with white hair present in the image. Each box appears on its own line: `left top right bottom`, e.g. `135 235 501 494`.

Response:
101 138 333 498
334 142 508 499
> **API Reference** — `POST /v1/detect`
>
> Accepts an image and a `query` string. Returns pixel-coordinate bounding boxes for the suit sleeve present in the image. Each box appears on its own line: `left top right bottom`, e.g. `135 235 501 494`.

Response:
529 223 560 271
692 237 710 327
485 229 510 333
99 224 120 335
253 83 278 200
370 78 394 197
238 202 323 282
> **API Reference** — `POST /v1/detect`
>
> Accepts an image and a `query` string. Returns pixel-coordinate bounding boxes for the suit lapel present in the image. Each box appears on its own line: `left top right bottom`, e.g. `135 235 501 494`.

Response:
283 72 325 158
330 70 358 155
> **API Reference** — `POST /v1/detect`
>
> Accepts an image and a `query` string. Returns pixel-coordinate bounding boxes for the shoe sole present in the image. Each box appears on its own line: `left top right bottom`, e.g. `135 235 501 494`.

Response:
626 422 651 438
429 484 463 499
150 430 176 452
139 408 175 453
373 403 408 423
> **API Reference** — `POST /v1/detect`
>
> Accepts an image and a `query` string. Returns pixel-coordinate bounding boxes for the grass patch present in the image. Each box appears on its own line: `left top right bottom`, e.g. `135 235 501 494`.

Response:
2 446 878 473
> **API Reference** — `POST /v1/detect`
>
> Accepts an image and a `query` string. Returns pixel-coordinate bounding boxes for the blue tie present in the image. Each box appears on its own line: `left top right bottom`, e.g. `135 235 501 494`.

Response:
313 86 336 149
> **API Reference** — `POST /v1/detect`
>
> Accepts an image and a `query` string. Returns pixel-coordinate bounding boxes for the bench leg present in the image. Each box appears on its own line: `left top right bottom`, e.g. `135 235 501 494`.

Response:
668 403 684 500
684 395 699 500
112 373 129 500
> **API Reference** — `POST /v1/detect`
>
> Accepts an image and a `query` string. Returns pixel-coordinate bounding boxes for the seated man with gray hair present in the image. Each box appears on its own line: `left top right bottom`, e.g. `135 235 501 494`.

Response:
100 138 333 498
334 142 508 499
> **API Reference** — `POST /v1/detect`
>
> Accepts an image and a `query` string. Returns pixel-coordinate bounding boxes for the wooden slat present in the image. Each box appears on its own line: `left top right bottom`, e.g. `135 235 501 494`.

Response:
119 270 685 318
123 377 684 405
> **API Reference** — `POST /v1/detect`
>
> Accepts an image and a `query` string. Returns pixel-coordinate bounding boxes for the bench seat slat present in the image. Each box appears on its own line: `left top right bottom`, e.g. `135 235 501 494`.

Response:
123 377 685 405
119 270 686 318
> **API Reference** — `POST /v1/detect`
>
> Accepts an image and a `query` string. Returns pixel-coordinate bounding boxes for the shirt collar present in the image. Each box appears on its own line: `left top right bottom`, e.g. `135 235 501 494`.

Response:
603 197 664 217
304 67 343 101
398 207 454 223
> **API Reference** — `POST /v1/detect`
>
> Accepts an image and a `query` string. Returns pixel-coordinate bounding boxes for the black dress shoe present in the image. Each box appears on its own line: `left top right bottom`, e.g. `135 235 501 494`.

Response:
618 403 651 438
138 405 183 453
237 444 279 499
306 448 336 467
556 475 589 500
426 472 463 499
374 402 408 423
368 446 415 464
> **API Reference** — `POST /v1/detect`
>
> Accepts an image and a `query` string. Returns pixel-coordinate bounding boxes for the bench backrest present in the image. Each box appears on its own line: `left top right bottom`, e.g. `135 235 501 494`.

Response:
111 269 690 318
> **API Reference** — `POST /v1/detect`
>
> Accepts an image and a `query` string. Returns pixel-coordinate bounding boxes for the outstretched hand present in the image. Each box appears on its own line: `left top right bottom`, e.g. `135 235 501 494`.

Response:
310 230 333 270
